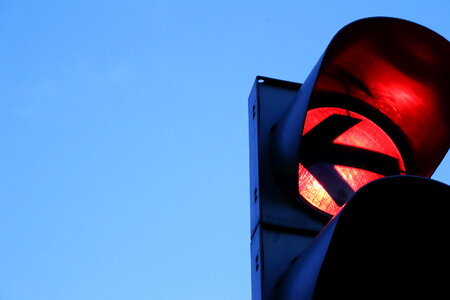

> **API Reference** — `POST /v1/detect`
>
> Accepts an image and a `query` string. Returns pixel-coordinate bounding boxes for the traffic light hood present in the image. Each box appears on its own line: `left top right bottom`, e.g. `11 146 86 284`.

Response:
273 17 450 193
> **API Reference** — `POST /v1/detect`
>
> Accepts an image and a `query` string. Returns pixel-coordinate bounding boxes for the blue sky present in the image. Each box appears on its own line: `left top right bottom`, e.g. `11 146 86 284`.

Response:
1 1 449 299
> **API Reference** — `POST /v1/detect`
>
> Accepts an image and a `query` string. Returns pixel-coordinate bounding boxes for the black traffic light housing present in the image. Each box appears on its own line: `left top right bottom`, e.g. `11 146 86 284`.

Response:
249 17 450 300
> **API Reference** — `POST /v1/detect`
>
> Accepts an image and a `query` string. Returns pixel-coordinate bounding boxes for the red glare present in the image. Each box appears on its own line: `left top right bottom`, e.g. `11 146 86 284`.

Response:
299 107 405 216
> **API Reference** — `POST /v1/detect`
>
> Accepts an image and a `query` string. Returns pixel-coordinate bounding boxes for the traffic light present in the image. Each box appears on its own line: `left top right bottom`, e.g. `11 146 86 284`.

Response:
248 17 449 300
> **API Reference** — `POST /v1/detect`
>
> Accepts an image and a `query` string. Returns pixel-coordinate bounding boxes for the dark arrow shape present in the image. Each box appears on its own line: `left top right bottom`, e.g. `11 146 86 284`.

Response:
300 114 401 207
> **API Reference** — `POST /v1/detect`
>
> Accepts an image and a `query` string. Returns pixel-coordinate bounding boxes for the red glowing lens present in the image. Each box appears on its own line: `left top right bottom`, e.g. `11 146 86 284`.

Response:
298 107 405 216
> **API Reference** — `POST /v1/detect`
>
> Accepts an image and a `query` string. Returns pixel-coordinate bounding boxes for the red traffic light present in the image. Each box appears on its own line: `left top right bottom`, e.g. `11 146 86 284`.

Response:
312 17 450 177
249 16 450 300
272 17 450 216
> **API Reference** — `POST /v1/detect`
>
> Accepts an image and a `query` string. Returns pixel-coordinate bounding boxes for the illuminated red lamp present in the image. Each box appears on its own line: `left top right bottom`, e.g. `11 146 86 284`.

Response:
298 107 405 216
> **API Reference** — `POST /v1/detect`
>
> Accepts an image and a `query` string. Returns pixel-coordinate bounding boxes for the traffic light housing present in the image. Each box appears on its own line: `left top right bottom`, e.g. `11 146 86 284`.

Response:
249 17 450 299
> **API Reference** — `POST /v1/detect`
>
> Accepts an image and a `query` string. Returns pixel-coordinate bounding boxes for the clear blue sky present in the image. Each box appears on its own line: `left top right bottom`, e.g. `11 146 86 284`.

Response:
1 1 449 299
